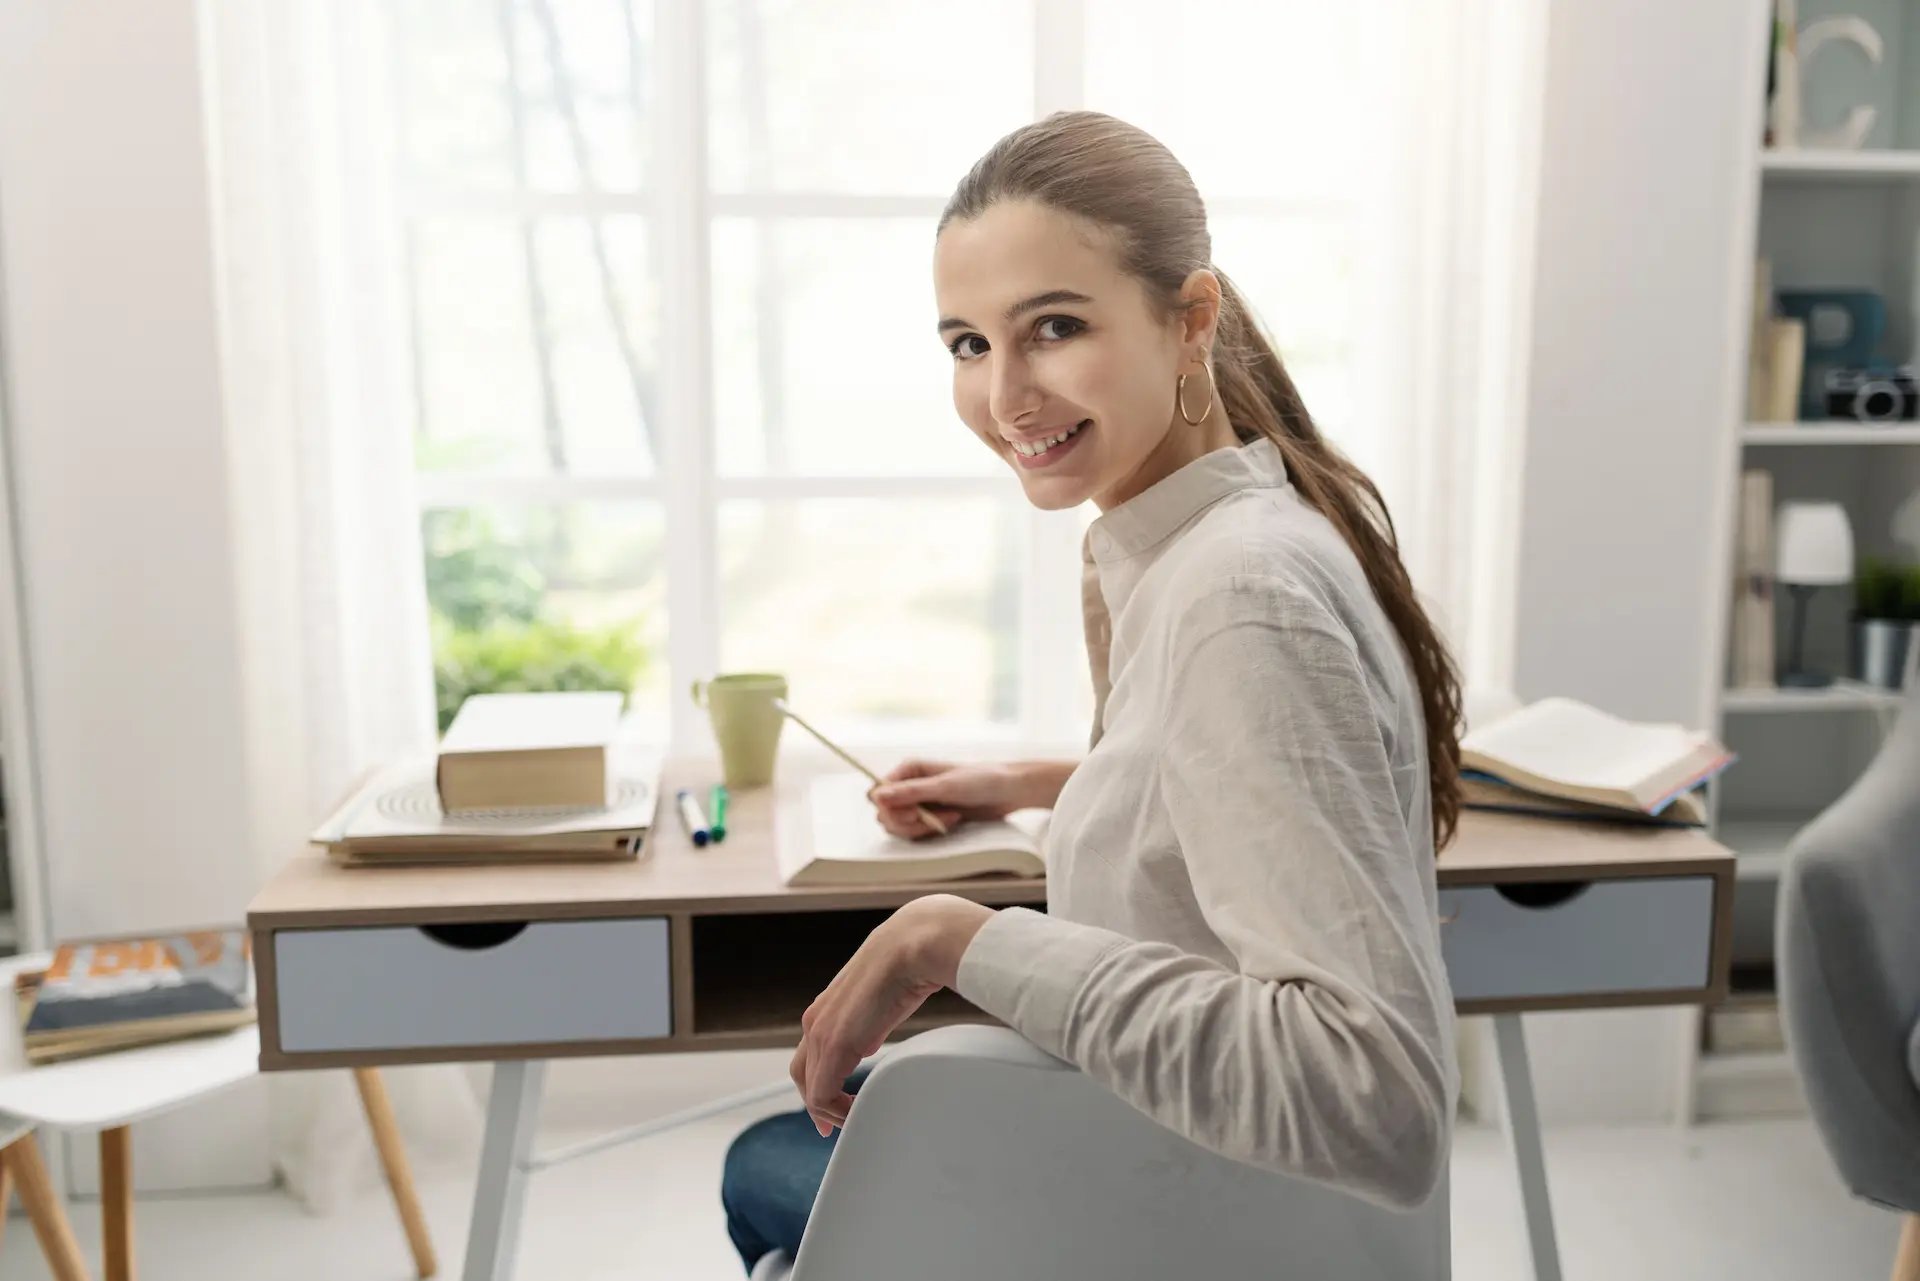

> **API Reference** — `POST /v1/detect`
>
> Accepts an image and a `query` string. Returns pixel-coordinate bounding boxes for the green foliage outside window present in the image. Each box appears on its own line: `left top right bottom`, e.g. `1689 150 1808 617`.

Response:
424 509 651 732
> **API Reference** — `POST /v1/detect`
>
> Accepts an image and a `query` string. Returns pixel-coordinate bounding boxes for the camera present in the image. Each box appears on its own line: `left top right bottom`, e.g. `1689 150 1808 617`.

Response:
1823 365 1920 422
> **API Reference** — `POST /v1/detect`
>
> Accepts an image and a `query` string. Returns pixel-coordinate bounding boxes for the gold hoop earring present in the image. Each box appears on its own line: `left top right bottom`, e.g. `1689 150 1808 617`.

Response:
1177 363 1215 426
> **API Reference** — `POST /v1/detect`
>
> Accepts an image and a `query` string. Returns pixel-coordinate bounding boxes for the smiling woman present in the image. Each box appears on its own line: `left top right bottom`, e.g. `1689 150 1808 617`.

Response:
720 110 1465 1277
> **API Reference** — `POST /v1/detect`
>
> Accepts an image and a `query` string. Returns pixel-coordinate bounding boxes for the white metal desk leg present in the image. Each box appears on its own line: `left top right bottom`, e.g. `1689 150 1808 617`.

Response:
1493 1013 1563 1281
464 1060 548 1281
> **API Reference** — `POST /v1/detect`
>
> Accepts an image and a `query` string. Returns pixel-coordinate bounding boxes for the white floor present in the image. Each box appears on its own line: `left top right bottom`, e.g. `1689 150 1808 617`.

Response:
0 1054 1902 1281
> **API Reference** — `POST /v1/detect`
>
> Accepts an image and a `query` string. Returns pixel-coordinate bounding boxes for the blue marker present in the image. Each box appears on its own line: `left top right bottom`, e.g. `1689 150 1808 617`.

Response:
676 787 710 847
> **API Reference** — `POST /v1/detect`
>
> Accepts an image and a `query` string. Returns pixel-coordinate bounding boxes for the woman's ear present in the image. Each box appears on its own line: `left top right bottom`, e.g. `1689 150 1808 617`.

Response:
1177 268 1223 367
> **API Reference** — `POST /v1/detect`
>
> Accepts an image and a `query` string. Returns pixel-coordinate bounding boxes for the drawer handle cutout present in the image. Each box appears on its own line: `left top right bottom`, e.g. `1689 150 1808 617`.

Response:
419 922 529 951
1493 882 1591 910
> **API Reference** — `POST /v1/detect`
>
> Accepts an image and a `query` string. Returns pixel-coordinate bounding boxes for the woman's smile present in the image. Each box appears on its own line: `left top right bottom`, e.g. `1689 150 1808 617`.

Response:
1008 418 1091 468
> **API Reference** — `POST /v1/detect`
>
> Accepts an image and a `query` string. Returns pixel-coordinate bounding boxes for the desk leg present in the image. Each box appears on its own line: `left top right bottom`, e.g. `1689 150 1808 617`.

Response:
463 1061 546 1281
1493 1013 1562 1281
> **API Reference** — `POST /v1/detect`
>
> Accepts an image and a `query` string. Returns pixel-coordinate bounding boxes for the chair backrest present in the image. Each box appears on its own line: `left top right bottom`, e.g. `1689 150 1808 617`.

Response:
792 1025 1450 1281
1777 678 1920 1212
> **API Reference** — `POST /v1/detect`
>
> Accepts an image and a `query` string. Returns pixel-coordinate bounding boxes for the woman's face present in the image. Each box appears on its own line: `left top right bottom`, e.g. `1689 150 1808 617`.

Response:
933 200 1223 512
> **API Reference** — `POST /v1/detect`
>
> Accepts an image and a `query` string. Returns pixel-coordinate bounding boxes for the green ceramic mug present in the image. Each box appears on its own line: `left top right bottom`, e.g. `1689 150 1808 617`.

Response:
690 673 788 788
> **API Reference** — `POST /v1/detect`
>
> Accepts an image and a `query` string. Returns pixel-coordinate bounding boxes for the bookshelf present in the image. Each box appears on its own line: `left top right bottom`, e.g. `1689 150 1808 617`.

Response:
1689 0 1920 1122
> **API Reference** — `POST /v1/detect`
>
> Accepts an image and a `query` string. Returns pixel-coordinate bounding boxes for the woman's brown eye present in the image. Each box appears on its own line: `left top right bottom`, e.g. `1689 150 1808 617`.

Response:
1036 316 1084 341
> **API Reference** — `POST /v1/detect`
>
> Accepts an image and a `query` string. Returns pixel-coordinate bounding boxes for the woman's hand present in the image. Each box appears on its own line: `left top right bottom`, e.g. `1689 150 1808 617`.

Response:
789 894 995 1137
867 759 1029 840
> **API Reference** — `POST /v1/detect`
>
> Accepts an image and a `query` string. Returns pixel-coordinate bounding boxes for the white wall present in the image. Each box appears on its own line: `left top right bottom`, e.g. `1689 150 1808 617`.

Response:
0 2 270 1188
1500 0 1768 1123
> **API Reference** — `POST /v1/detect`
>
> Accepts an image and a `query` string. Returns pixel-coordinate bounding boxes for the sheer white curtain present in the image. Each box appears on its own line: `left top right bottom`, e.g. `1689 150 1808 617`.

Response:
202 0 485 1212
1079 0 1546 698
1362 0 1548 700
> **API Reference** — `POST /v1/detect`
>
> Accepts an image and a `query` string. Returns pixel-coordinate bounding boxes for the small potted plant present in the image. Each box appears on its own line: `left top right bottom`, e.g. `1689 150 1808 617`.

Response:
1851 555 1920 689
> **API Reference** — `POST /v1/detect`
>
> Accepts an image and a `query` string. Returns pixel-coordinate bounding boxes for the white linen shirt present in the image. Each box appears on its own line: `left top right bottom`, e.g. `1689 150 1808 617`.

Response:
953 433 1458 1209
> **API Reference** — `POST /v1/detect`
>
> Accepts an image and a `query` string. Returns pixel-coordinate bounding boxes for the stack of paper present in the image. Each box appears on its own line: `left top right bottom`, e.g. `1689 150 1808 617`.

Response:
313 744 664 867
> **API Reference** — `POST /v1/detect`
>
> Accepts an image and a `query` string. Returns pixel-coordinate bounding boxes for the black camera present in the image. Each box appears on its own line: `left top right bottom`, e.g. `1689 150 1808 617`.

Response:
1823 365 1920 422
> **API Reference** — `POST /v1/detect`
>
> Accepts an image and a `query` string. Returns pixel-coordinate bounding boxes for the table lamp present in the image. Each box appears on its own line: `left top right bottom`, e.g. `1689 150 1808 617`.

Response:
1774 500 1854 688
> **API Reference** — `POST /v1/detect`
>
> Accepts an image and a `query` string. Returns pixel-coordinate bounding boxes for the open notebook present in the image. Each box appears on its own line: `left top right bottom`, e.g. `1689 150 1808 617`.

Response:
778 772 1049 888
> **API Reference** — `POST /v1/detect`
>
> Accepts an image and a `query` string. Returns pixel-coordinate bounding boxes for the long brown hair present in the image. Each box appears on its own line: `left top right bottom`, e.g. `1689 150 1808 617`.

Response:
941 110 1463 853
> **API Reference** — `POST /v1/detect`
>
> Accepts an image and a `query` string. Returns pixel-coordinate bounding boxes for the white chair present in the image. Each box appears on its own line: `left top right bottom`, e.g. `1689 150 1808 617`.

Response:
0 952 435 1281
770 1024 1450 1280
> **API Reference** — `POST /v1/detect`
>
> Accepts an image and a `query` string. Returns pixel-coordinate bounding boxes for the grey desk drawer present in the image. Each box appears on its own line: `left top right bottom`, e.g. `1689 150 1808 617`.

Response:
1438 876 1715 1003
273 917 671 1053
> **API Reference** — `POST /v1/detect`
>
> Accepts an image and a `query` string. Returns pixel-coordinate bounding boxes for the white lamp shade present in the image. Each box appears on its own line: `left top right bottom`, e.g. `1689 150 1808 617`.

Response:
1774 501 1855 586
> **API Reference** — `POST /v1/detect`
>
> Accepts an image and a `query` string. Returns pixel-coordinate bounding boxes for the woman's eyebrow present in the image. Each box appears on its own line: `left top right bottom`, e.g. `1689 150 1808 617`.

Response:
937 288 1095 335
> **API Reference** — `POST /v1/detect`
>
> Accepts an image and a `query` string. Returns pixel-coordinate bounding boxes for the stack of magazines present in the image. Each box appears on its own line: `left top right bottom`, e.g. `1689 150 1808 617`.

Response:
310 745 665 867
16 929 255 1065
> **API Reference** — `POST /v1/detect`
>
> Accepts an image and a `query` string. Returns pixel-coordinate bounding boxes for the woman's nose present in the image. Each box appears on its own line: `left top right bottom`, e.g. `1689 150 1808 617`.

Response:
990 356 1044 427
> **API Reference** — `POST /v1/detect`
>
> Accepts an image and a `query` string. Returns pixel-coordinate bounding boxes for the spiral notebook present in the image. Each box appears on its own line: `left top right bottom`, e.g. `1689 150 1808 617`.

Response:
777 772 1050 888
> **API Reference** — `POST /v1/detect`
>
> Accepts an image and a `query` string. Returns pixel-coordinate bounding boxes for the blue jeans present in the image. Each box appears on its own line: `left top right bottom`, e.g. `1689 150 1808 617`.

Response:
720 1063 873 1274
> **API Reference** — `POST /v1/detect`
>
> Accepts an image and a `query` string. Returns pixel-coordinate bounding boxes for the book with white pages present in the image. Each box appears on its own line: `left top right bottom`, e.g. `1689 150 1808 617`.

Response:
1460 696 1732 818
780 771 1049 888
312 744 664 862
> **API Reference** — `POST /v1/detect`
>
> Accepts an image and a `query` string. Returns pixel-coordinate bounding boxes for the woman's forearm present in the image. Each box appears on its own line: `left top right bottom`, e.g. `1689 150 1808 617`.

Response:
1011 758 1079 810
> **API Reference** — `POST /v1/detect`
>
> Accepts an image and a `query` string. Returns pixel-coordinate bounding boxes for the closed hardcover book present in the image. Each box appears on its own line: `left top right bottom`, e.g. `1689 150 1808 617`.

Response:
436 691 625 812
1460 771 1707 827
1730 469 1776 690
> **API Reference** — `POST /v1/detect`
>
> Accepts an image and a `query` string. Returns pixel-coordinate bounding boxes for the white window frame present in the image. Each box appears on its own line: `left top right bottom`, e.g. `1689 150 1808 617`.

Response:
399 0 1103 757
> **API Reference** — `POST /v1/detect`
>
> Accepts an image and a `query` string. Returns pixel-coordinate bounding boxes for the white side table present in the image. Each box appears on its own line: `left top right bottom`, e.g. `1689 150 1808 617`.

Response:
0 952 436 1280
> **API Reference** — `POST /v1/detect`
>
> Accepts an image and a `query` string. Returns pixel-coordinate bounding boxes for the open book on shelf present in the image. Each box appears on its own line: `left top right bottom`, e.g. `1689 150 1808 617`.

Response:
1460 697 1731 825
778 772 1049 888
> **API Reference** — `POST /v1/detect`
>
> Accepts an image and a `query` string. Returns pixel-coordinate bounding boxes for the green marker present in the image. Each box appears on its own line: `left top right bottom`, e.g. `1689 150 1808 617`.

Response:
709 783 729 842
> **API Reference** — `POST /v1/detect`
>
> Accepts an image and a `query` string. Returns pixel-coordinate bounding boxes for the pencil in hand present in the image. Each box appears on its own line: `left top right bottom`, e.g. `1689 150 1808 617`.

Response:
771 698 950 836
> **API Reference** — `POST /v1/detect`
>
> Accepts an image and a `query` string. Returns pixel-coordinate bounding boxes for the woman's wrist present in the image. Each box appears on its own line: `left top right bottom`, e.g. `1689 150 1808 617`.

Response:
1010 758 1076 810
903 893 996 989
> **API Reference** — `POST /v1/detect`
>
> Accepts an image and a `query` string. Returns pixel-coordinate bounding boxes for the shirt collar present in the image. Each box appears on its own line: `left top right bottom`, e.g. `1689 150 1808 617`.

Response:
1083 434 1289 564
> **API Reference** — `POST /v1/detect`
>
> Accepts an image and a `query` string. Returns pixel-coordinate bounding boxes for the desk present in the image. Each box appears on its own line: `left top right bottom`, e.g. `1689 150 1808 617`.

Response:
249 751 1734 1281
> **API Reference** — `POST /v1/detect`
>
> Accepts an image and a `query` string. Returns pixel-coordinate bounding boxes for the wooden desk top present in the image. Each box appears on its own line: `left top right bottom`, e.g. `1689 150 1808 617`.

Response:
248 749 1735 931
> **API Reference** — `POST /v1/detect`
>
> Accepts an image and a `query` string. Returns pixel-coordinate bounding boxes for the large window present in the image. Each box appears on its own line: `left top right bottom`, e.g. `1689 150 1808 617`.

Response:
392 0 1387 746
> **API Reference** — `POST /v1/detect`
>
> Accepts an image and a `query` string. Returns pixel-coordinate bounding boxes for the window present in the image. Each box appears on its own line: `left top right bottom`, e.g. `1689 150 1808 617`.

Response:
392 0 1391 747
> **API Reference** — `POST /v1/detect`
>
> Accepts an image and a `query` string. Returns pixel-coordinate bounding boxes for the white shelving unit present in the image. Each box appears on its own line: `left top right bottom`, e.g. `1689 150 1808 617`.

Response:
1720 679 1907 712
1761 145 1920 179
1687 6 1920 1122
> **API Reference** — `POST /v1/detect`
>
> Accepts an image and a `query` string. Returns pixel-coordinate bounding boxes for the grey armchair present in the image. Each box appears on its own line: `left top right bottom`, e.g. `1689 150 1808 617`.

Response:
760 1023 1449 1281
1777 678 1920 1281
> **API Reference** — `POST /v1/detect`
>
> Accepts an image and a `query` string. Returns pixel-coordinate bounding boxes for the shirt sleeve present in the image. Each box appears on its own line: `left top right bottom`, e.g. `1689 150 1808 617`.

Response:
954 576 1454 1209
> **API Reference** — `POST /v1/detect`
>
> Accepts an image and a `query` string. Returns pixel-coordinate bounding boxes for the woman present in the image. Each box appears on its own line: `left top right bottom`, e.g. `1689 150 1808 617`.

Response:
721 109 1462 1276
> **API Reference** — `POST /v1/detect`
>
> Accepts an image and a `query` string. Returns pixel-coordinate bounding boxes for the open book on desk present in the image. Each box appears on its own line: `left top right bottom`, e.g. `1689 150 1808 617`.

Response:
778 772 1050 888
1460 697 1729 825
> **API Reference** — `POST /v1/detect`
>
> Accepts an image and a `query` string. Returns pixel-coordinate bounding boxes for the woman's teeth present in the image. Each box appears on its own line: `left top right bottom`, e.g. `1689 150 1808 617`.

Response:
1013 420 1089 457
